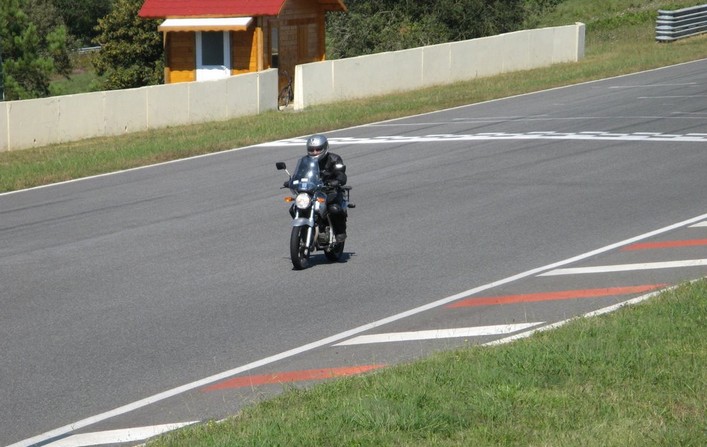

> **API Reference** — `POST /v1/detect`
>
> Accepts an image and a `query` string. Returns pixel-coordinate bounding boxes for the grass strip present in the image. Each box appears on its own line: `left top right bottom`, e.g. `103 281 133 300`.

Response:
148 280 706 446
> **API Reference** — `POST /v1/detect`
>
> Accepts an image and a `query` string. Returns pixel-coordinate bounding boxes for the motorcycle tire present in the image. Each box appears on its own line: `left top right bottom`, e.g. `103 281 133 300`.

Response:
325 241 345 262
290 226 310 270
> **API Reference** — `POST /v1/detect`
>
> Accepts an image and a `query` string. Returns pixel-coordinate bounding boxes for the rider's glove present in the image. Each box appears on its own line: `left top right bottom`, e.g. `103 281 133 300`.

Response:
327 179 340 187
283 180 290 188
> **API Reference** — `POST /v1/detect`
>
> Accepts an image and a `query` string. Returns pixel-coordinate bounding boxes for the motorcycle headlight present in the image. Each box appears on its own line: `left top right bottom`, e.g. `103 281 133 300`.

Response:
295 193 311 209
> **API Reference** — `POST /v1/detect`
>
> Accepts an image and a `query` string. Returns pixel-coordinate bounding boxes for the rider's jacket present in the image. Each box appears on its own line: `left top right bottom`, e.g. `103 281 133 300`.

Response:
318 152 347 187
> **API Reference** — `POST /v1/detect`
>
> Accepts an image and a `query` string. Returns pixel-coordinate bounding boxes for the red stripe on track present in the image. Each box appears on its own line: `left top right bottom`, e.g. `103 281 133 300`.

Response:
622 239 707 251
203 364 386 392
446 284 667 309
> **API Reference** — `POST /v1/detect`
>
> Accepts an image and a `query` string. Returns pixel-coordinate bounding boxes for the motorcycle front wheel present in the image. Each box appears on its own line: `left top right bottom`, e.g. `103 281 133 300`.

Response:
290 226 310 270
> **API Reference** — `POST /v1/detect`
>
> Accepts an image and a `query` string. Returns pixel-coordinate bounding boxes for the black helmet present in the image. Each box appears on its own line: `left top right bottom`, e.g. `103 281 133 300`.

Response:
306 134 329 160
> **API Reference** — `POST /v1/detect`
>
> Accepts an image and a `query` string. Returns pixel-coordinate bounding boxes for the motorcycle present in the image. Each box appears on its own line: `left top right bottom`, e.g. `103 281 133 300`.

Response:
276 156 354 270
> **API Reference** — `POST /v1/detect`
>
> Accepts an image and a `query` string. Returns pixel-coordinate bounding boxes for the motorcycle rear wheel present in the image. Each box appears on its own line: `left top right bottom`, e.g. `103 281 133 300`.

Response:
290 226 310 270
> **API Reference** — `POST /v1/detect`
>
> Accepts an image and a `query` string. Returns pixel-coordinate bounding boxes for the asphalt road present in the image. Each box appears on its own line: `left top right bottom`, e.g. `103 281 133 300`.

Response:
2 59 707 446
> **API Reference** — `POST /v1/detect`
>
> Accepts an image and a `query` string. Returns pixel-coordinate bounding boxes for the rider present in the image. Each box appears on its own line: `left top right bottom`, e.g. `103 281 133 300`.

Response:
306 134 348 243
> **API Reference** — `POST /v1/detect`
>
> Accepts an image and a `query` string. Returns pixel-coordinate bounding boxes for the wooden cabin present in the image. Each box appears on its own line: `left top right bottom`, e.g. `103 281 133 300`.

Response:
138 0 346 88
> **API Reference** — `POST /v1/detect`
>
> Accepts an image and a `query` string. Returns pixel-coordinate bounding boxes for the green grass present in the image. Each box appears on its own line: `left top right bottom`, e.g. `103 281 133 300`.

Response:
49 69 104 96
148 280 706 446
2 0 705 193
49 51 105 96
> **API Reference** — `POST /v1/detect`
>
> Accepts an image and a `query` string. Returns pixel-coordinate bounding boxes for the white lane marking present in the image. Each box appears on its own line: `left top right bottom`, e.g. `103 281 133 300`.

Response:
386 116 707 126
640 95 707 99
11 211 707 447
540 259 707 276
44 422 197 447
609 83 698 88
335 323 542 346
259 131 707 146
690 221 707 227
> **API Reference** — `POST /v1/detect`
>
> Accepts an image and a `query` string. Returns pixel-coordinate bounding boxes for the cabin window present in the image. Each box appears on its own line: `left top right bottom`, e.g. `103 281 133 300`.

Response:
196 31 231 81
201 32 224 65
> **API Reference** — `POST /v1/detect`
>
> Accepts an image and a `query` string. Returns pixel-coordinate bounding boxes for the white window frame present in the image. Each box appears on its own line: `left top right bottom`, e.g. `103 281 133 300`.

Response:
196 31 231 81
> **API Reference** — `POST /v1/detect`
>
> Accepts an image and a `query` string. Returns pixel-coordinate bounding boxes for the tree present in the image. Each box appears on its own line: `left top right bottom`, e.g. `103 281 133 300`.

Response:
92 0 163 90
53 0 114 46
0 0 57 100
0 42 5 100
25 0 72 77
326 0 526 59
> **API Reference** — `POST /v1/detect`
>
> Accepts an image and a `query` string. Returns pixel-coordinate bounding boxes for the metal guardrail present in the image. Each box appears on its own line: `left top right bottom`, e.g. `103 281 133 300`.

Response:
76 46 101 54
656 4 707 41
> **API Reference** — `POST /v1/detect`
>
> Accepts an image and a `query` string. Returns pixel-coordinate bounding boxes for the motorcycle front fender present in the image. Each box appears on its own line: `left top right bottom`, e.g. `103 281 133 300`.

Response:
291 217 314 228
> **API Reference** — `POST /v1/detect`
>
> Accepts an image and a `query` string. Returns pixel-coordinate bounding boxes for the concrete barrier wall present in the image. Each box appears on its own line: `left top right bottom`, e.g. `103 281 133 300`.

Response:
0 23 584 152
104 88 148 135
0 105 7 150
0 69 278 152
295 23 585 109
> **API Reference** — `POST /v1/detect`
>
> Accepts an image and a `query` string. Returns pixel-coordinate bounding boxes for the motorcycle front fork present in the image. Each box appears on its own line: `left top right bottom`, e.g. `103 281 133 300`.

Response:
296 207 315 251
294 207 332 251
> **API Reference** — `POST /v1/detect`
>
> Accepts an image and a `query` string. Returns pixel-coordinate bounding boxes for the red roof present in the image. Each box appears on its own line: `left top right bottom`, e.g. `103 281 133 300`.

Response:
139 0 285 18
139 0 345 19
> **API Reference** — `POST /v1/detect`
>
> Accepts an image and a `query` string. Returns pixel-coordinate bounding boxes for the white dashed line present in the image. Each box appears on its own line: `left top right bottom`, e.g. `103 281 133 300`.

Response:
335 323 542 346
259 132 707 146
539 259 707 276
43 422 198 447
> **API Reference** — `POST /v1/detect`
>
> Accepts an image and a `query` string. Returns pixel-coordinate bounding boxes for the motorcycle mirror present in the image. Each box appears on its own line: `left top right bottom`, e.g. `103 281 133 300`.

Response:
276 162 287 170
